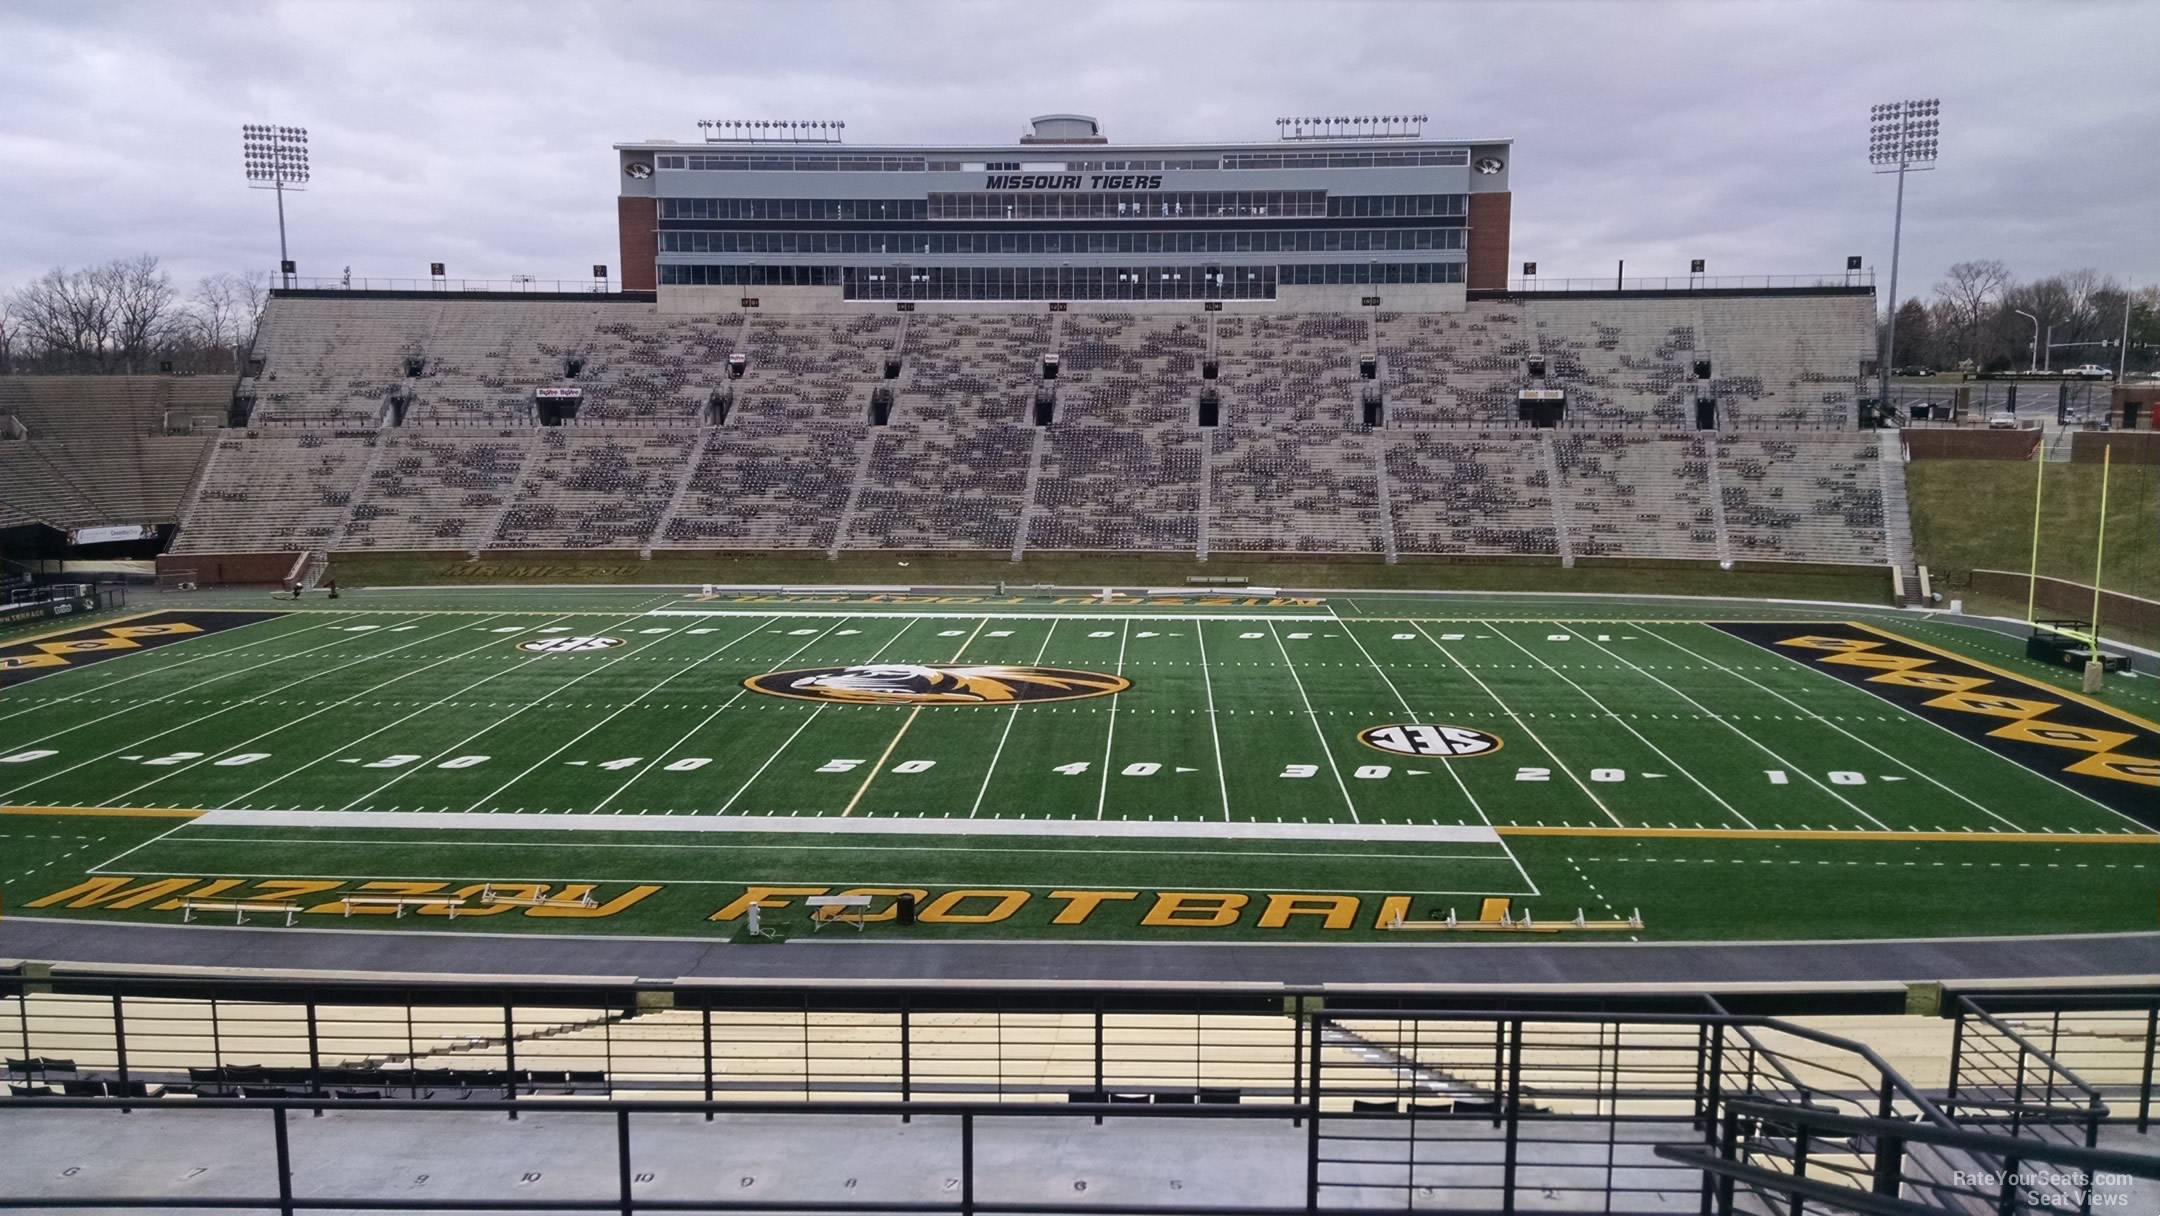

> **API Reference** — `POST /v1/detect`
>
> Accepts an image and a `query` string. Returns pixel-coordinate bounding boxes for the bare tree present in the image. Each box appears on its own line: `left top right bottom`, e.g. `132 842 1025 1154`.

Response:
99 254 178 373
1931 259 2013 367
6 264 117 371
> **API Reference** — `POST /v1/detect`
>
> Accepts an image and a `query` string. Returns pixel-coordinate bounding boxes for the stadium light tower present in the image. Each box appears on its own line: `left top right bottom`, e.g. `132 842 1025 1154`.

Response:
242 124 310 288
1869 99 1939 413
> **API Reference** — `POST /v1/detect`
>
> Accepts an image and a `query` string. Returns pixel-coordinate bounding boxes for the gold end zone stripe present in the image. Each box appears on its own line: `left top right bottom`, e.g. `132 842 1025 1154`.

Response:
1497 825 2159 845
1 805 205 820
1845 620 2160 734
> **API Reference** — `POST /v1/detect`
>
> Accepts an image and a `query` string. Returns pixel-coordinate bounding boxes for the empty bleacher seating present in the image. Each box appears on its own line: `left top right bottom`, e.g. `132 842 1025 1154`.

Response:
145 292 1887 567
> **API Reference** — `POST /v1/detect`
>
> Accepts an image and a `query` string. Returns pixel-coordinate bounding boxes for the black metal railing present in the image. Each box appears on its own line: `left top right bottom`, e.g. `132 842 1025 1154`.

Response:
1951 990 2160 1131
1664 1097 2160 1216
9 973 2160 1213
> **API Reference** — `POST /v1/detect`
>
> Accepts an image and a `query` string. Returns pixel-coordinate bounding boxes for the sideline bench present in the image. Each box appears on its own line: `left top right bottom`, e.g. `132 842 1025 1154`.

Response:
477 884 598 910
182 898 302 927
339 895 470 919
806 894 873 932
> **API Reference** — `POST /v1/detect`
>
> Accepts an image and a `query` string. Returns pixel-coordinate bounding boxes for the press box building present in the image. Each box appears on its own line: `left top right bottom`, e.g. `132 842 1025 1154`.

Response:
615 114 1512 312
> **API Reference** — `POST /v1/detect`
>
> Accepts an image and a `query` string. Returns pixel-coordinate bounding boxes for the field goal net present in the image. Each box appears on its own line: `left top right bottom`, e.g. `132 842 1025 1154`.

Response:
158 568 200 594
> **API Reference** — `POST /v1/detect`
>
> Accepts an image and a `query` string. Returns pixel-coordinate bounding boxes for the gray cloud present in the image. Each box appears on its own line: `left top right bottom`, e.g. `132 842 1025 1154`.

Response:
2 0 2154 303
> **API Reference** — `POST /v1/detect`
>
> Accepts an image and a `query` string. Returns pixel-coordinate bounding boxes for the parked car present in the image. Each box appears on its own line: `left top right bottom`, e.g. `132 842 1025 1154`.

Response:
1893 365 1934 377
1987 413 2021 429
2066 364 2112 380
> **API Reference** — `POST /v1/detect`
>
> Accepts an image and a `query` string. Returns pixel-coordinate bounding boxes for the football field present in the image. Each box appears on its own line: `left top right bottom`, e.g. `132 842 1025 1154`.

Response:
3 589 2156 944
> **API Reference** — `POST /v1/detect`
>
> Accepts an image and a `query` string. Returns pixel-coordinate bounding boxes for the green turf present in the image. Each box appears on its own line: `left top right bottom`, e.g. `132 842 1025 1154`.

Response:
3 590 2154 945
1907 459 2160 601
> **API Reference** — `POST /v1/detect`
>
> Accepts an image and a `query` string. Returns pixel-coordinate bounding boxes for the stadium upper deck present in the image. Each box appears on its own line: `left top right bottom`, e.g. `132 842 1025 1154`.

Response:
615 115 1512 309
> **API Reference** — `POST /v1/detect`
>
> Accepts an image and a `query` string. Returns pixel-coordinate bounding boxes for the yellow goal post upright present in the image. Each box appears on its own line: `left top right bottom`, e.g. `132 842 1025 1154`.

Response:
2022 445 2120 690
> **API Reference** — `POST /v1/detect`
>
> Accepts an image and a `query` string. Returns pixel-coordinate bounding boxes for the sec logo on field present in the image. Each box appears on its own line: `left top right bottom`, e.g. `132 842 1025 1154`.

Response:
1358 723 1503 758
516 636 627 654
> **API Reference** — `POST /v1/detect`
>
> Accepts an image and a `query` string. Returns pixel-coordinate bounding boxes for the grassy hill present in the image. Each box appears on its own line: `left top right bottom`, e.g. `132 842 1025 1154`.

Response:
1906 459 2160 600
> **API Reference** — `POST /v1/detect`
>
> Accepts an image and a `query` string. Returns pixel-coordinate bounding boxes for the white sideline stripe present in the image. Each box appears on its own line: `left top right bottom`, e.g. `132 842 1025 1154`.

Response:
189 808 1504 844
643 610 1338 622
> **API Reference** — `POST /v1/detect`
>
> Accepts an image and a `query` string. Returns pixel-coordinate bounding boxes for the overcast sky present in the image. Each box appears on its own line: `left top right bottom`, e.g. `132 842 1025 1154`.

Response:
3 0 2155 306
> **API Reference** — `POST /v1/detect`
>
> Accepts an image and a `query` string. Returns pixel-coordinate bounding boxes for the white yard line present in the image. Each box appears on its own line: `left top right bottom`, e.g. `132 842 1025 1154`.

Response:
191 805 1508 842
716 617 923 815
119 612 606 807
1093 619 1132 820
0 618 410 752
1643 625 2026 831
1564 625 1891 831
450 615 777 813
1478 620 1759 830
1195 621 1232 822
82 818 198 874
1405 620 1625 828
0 614 474 804
586 616 848 814
969 620 1060 818
1330 612 1539 894
1266 621 1360 824
0 614 342 727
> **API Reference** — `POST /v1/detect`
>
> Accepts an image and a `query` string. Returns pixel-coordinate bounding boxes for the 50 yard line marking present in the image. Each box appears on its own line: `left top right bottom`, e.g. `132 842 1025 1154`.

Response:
717 616 922 816
969 620 1059 819
1093 619 1132 820
844 617 987 817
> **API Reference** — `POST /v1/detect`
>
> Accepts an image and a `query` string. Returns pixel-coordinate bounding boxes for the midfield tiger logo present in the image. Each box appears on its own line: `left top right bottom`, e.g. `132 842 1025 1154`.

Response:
745 664 1130 705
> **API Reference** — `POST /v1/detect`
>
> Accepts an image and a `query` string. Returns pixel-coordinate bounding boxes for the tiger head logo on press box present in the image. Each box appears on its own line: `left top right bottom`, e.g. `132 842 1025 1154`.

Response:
745 664 1130 705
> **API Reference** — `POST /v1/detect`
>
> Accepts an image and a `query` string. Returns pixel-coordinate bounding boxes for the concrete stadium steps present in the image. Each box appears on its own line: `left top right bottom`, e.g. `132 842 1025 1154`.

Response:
899 313 1049 425
1212 313 1369 427
0 375 233 442
1054 314 1208 428
1209 425 1385 554
1551 432 1722 562
1029 425 1202 551
1382 430 1559 557
412 300 607 422
1526 299 1702 430
170 429 377 554
246 297 442 425
1700 296 1876 428
839 424 1035 551
729 314 899 424
340 429 537 551
656 423 869 551
1716 434 1889 565
489 429 696 550
1375 309 1530 426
